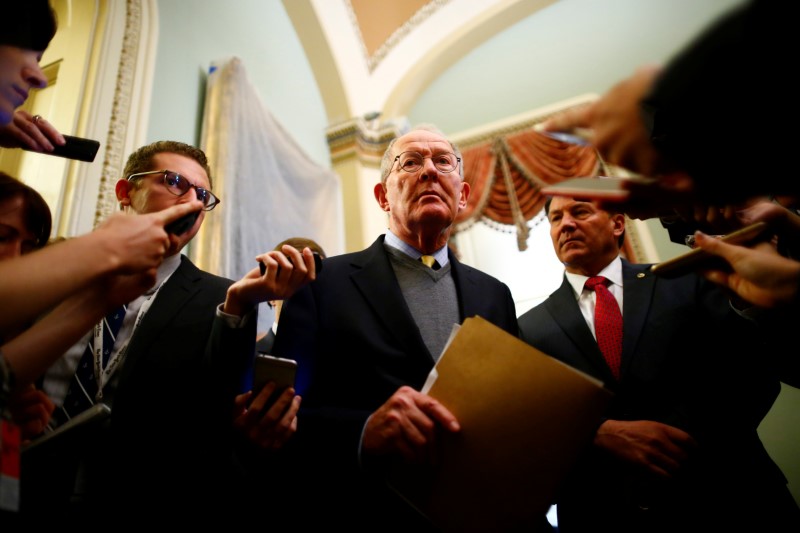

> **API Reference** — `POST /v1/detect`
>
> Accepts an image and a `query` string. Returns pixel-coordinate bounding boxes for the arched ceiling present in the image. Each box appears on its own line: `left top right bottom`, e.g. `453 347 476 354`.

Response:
283 0 557 124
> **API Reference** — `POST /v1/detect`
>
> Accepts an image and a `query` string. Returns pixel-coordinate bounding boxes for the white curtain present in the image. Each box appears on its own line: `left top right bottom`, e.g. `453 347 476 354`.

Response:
193 56 344 332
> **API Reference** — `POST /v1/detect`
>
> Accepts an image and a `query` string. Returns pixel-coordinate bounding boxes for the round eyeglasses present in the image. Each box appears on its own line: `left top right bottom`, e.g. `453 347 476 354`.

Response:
126 170 220 211
392 152 461 175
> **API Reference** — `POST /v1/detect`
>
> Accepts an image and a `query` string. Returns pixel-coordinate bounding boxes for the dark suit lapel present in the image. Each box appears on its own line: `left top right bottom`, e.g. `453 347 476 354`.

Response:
350 237 433 363
117 257 203 383
449 253 480 320
546 277 617 382
620 260 656 378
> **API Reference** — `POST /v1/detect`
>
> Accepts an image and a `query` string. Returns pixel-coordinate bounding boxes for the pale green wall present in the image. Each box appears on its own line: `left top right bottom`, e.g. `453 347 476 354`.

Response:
147 0 329 167
150 0 797 504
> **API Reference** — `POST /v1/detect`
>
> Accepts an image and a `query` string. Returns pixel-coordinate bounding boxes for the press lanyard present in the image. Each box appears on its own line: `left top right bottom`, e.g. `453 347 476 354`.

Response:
91 283 165 401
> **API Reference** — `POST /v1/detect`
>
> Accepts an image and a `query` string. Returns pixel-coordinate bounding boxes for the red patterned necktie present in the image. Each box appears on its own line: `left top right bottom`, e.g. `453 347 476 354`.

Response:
584 276 622 380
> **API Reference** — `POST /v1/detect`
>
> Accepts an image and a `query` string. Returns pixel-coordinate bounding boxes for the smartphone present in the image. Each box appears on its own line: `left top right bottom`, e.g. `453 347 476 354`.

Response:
649 221 770 278
252 354 297 405
22 134 101 162
23 403 111 454
540 176 657 202
164 211 199 235
259 251 323 276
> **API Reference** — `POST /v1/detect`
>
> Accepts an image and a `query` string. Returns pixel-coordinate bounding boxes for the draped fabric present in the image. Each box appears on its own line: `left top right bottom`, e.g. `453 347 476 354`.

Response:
455 129 601 251
193 57 344 331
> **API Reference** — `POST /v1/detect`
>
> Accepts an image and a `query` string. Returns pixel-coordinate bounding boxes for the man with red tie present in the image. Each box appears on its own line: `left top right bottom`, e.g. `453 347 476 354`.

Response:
518 195 800 532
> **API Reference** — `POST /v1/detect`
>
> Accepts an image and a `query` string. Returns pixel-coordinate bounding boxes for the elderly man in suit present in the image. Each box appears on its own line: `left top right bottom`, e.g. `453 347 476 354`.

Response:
518 195 800 532
272 125 520 529
25 140 316 521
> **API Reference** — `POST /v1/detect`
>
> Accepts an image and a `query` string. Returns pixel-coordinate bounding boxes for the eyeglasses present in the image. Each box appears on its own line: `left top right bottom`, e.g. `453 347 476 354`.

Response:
126 170 220 211
392 152 461 175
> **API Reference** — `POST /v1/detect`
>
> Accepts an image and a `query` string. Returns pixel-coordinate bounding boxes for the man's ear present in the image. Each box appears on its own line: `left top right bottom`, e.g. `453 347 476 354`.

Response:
611 212 626 237
115 179 132 206
374 183 390 212
458 181 471 210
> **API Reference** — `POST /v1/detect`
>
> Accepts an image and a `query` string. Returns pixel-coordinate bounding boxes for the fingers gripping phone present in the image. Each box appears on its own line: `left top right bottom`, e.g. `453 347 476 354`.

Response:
540 176 659 202
252 354 297 406
259 251 323 276
164 211 199 235
23 134 101 162
649 221 770 278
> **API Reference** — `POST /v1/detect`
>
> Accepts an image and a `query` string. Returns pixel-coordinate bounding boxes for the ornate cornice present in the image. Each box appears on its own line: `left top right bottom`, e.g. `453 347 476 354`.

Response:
326 115 407 165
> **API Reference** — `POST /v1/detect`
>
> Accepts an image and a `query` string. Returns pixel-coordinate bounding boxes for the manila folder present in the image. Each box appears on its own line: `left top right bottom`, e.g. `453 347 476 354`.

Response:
387 316 613 531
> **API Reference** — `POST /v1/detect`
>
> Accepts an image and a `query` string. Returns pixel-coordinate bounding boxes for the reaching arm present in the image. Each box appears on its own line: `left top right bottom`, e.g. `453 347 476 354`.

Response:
1 269 156 388
0 201 201 334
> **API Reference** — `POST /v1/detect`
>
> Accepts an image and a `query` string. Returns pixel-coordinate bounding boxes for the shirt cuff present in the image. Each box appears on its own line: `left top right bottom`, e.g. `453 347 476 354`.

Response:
216 303 255 329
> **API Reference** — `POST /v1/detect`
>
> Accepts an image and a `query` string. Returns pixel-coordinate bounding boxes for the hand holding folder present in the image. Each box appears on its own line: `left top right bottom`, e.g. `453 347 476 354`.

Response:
387 316 613 532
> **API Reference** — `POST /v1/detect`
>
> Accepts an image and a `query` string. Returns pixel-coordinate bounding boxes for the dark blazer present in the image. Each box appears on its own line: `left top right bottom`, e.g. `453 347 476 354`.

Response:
518 259 797 532
272 235 519 529
255 327 276 354
24 256 255 520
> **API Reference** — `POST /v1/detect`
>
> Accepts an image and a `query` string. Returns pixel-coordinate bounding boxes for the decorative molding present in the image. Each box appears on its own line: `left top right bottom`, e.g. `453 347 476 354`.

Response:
344 0 451 73
453 97 596 150
94 0 142 227
325 115 408 165
450 95 648 263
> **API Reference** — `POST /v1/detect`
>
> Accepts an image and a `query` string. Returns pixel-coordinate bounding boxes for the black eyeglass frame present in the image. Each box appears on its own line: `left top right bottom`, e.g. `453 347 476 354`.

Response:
391 152 462 175
126 169 220 211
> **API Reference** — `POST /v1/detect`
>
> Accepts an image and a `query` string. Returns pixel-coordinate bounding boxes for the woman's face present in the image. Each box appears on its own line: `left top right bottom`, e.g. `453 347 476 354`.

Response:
0 193 38 260
0 45 47 125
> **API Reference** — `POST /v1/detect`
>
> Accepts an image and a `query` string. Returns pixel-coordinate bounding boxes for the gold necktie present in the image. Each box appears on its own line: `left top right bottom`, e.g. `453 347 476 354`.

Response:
420 255 437 269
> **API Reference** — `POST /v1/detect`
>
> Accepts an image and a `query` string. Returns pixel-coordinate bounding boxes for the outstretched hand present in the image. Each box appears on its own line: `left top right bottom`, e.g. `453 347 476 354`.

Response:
222 245 319 317
541 65 668 179
694 231 800 308
92 200 203 275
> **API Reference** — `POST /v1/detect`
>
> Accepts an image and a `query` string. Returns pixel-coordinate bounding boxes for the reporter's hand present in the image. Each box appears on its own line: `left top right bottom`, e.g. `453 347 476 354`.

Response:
592 174 695 220
694 231 800 308
0 110 65 151
232 385 300 450
7 384 55 440
362 385 460 465
223 245 318 317
541 65 667 179
594 419 696 479
92 201 203 275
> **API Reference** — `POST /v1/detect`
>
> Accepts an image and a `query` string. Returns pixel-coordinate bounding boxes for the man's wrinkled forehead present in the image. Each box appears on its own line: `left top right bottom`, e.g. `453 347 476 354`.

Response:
394 132 451 154
553 197 598 209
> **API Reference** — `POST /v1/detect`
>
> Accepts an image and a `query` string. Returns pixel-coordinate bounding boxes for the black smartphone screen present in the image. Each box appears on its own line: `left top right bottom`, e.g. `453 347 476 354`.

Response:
164 211 199 235
38 135 101 162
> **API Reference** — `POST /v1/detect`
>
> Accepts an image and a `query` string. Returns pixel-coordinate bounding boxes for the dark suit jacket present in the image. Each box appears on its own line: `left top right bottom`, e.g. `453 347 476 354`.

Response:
23 256 255 521
518 259 797 532
272 235 519 529
255 327 276 354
